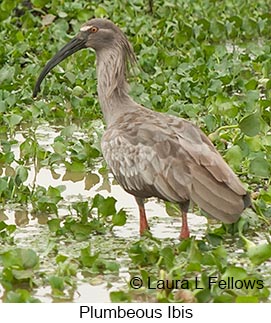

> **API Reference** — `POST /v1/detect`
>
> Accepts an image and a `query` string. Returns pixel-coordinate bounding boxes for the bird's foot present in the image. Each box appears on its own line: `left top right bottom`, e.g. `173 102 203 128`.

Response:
139 221 150 236
180 211 190 239
179 227 190 239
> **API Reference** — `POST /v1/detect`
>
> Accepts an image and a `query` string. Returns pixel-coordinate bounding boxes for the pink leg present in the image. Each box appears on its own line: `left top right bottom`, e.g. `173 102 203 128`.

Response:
180 211 190 239
135 197 149 235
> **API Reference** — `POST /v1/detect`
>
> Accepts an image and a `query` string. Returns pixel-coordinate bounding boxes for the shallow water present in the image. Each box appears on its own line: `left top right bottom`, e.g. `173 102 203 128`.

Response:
2 122 269 303
0 123 208 302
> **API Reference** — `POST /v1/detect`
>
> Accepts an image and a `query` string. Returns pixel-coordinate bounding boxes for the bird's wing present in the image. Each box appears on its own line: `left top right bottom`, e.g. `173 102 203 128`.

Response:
102 124 191 202
167 116 246 195
165 115 250 222
102 109 249 223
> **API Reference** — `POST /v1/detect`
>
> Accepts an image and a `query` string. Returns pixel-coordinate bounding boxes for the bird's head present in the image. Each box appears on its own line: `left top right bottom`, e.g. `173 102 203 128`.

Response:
33 18 136 97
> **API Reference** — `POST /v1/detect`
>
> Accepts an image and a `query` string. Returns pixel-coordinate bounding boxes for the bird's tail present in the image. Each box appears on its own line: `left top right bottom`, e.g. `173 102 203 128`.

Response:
190 166 251 223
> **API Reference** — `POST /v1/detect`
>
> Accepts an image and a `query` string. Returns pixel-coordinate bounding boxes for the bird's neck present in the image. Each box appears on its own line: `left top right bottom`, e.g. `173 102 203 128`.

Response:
96 48 137 126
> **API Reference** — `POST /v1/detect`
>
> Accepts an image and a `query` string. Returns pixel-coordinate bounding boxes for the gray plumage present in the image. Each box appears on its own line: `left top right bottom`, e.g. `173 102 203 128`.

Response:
33 18 251 238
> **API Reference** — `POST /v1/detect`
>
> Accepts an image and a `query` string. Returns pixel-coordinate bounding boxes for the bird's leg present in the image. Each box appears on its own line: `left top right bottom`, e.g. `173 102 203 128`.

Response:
135 197 149 235
179 201 190 239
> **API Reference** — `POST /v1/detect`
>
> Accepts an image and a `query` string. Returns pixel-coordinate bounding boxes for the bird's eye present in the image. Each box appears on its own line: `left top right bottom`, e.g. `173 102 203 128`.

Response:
90 26 99 33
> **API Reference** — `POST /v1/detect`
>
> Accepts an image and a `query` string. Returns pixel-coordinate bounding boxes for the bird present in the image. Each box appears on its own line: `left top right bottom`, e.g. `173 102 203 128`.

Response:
33 18 251 239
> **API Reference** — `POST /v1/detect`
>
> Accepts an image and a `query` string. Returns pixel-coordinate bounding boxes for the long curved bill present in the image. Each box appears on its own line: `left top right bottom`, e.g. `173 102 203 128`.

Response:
33 36 87 97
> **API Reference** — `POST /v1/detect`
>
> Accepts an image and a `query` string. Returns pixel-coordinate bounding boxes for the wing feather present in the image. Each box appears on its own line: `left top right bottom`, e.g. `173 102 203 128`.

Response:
101 109 250 222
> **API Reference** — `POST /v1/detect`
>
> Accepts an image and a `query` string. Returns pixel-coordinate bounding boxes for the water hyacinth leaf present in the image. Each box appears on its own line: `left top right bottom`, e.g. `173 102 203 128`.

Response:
48 276 65 291
195 289 212 303
0 178 8 194
19 249 39 269
72 85 85 96
70 223 93 240
103 260 120 273
5 289 41 303
72 201 89 217
60 124 77 137
188 240 202 263
260 186 271 203
65 161 85 172
244 136 262 152
6 114 23 127
80 246 99 268
110 291 131 303
41 14 56 26
218 102 238 117
48 185 65 199
249 157 270 178
11 269 33 280
72 201 89 223
222 266 247 281
56 254 68 264
0 222 16 242
0 221 8 232
112 209 127 226
236 296 258 303
47 219 61 233
239 113 261 137
92 259 120 273
0 248 39 269
53 141 66 155
1 0 271 304
165 201 180 217
224 145 243 169
247 243 271 266
20 138 36 159
92 194 117 217
15 165 28 186
160 246 175 270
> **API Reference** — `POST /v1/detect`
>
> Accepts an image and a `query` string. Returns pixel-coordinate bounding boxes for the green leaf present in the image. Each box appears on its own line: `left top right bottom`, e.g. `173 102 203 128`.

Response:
12 269 33 280
53 141 66 155
247 243 271 265
0 178 8 194
105 261 120 272
80 246 99 268
165 202 180 217
47 219 61 233
0 248 39 269
160 246 175 270
7 114 23 127
19 249 39 269
65 161 85 172
72 201 89 217
112 209 127 226
239 113 261 137
92 259 120 273
72 85 85 96
249 157 270 178
224 145 243 169
236 296 258 303
92 194 117 217
70 223 93 240
48 276 65 291
15 166 28 186
222 266 247 281
110 291 131 303
60 125 77 137
5 289 41 303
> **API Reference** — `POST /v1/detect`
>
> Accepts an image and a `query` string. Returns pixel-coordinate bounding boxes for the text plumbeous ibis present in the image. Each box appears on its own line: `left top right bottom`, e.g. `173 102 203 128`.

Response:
33 18 251 239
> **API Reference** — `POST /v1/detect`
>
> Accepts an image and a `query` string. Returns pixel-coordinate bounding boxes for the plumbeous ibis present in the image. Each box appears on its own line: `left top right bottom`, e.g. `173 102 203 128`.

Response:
33 18 251 238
